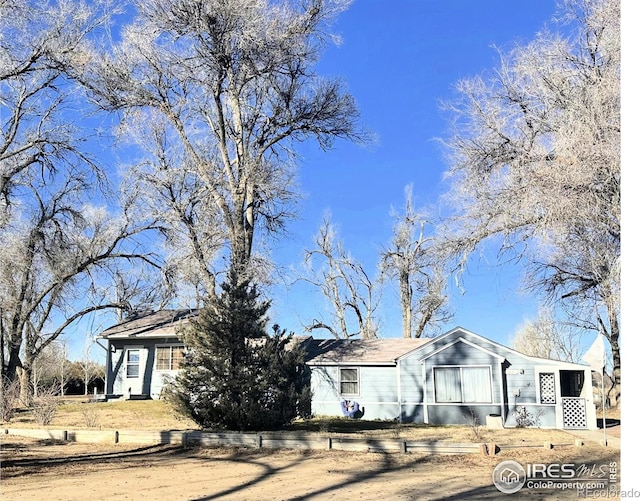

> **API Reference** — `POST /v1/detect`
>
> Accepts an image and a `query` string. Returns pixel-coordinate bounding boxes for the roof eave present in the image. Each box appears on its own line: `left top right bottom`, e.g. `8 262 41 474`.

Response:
306 361 397 367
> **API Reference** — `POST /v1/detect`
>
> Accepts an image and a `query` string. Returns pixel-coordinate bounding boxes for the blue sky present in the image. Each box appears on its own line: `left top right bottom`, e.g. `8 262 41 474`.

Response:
267 0 561 346
72 0 624 362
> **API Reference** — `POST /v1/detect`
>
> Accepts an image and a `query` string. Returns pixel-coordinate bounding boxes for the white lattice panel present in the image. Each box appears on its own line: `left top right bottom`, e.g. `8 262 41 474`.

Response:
562 397 587 429
539 373 556 404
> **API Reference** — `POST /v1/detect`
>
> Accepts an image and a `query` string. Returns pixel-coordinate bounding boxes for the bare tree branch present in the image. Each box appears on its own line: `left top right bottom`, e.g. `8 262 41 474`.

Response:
437 0 620 402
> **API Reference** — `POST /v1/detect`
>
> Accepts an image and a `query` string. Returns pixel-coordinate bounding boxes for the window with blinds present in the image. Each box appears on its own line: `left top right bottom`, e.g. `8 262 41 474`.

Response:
155 345 185 371
339 368 359 395
434 366 492 403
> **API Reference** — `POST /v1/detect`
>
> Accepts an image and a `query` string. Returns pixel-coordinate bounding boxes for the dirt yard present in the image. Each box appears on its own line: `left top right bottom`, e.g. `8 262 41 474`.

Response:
1 434 621 500
1 400 622 500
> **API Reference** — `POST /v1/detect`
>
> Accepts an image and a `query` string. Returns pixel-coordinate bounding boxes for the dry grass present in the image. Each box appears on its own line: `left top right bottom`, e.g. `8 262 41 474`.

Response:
3 397 197 431
1 398 599 448
2 400 620 482
283 416 576 446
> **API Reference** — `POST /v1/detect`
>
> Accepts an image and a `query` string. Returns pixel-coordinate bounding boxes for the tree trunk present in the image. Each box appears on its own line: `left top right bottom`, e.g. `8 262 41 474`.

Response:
608 331 620 407
0 309 5 378
17 365 32 405
603 296 620 407
399 269 412 338
5 347 21 383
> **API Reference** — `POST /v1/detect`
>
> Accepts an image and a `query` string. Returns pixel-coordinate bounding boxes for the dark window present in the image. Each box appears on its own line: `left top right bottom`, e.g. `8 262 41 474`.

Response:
339 368 359 395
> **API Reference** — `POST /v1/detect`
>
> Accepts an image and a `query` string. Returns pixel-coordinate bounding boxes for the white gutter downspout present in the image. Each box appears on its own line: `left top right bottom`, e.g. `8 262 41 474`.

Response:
94 337 108 352
94 337 109 398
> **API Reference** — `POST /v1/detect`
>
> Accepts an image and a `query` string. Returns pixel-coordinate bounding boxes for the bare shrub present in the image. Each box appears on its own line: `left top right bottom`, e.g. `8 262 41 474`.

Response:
80 402 101 428
31 387 60 425
1 377 21 422
514 406 542 428
466 409 485 440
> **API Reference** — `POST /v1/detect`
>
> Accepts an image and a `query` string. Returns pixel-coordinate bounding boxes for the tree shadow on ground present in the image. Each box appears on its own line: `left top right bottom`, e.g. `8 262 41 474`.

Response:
1 436 621 500
188 447 622 500
0 441 186 478
189 449 414 501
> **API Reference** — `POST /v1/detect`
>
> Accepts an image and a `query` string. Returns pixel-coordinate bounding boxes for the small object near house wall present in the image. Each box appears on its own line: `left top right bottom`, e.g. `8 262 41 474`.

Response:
310 365 402 420
503 404 557 428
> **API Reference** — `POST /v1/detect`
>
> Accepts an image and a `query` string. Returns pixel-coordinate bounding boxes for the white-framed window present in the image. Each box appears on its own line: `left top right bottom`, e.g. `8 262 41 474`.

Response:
155 345 185 371
126 349 140 378
339 367 359 396
433 366 492 403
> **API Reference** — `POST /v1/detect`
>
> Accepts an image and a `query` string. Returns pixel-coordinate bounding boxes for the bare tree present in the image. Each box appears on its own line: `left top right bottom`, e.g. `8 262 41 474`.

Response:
0 172 163 399
511 307 584 362
55 340 69 397
31 340 61 398
0 0 149 401
33 341 104 396
438 0 620 402
380 185 451 338
303 216 379 339
82 0 364 284
74 353 105 396
118 118 228 303
77 338 101 396
0 0 116 225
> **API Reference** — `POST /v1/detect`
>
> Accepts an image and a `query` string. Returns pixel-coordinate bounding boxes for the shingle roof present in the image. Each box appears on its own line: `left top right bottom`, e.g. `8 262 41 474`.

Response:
98 309 197 339
98 309 432 363
304 337 432 365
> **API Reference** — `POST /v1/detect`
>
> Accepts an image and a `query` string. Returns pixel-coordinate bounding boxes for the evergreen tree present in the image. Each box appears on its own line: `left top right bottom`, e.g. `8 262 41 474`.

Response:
166 272 311 431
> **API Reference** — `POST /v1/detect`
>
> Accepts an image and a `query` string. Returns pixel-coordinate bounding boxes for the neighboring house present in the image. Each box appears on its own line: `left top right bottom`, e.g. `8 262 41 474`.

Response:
97 310 598 430
98 309 196 400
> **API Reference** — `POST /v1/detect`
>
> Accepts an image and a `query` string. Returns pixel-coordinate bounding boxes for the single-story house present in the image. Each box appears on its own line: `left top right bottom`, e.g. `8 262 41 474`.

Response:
97 309 197 399
97 309 598 430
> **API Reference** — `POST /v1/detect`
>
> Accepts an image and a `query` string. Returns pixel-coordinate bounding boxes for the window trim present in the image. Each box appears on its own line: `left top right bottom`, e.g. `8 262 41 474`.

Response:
432 365 493 404
338 367 360 397
154 344 186 371
125 347 142 379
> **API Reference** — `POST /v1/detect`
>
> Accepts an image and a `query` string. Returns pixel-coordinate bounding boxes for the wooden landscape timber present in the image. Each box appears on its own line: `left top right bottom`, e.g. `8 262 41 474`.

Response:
2 427 576 456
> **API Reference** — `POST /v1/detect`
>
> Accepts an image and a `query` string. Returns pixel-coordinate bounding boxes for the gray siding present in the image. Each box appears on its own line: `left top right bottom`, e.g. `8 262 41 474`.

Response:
396 356 424 404
399 402 425 423
428 405 502 425
107 338 181 398
310 365 400 420
408 338 504 425
423 348 503 404
411 328 593 428
103 326 596 429
503 404 557 428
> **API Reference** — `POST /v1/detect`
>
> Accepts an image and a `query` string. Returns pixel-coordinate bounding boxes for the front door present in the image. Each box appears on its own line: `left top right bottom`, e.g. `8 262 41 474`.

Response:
560 370 587 429
124 347 146 397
